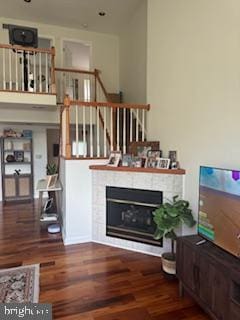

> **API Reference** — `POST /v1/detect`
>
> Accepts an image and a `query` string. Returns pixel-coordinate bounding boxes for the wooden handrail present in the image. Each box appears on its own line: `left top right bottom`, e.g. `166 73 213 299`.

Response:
97 108 111 147
94 69 113 148
94 69 97 102
0 43 53 54
69 100 151 111
95 70 111 101
55 67 95 76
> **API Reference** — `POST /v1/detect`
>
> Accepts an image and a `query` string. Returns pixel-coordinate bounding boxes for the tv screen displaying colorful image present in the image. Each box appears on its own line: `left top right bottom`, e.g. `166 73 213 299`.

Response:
198 166 240 258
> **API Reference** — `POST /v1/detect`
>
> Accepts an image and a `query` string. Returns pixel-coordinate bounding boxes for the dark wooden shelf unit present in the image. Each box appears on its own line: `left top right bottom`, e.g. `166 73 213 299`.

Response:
1 137 33 203
177 235 240 320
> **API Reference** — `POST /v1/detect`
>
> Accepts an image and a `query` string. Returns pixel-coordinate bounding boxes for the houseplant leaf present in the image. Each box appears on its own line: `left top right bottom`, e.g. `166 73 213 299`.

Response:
153 196 196 256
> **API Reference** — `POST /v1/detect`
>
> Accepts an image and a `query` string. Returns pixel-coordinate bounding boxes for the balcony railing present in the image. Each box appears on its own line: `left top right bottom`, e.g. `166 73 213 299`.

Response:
0 44 56 94
61 95 150 159
0 43 150 159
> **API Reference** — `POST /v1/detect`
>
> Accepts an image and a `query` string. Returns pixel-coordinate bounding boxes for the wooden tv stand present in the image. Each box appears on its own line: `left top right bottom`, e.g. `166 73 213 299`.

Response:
176 235 240 320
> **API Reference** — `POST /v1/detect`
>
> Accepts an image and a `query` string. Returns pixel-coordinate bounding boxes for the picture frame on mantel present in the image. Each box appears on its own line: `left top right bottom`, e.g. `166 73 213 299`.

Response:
129 141 160 157
107 151 121 167
157 158 171 169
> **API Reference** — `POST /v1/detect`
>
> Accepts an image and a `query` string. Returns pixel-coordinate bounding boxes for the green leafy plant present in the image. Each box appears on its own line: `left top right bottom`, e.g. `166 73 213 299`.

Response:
46 163 58 175
153 195 196 259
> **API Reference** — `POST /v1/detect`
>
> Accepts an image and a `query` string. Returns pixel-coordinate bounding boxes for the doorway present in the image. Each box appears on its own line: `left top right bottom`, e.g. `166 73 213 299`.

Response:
47 128 60 167
61 40 92 101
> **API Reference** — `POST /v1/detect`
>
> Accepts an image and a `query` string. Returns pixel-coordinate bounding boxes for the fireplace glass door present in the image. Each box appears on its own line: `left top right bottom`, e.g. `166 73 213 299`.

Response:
106 187 163 246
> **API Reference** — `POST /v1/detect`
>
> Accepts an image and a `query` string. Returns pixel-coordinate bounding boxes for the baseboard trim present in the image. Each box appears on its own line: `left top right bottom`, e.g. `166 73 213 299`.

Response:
63 235 92 245
92 239 162 257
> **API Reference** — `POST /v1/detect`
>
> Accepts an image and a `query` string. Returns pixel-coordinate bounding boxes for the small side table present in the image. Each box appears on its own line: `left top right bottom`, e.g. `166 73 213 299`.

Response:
36 179 62 221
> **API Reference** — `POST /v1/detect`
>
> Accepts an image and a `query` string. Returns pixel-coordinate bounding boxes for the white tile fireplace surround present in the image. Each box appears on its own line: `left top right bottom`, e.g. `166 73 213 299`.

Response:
90 166 185 256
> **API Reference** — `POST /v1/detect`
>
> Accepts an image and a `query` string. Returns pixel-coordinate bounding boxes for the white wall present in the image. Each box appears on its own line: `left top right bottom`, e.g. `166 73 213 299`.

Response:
0 124 48 201
119 0 147 103
0 106 59 124
63 41 90 70
59 157 66 236
0 17 119 94
0 92 56 107
147 0 240 222
60 159 107 245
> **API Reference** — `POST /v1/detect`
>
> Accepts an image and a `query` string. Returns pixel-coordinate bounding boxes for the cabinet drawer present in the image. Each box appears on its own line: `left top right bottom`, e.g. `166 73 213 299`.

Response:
4 176 17 198
18 176 31 197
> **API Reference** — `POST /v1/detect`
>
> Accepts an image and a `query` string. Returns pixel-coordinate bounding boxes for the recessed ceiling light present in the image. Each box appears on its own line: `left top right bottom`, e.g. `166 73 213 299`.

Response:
98 11 106 17
24 0 31 2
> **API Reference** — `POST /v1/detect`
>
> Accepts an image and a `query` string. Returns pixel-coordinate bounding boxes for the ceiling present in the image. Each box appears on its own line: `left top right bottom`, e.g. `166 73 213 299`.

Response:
0 0 144 35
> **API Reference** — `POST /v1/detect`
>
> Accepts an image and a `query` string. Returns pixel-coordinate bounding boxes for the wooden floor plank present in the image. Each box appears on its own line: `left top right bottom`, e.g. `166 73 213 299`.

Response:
0 202 210 320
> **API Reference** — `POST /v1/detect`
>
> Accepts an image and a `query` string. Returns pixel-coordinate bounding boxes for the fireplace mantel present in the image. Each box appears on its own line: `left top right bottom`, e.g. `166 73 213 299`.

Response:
89 165 185 175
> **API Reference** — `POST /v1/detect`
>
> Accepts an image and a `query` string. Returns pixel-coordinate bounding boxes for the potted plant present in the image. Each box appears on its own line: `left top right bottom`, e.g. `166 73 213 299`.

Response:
153 195 196 275
46 163 58 176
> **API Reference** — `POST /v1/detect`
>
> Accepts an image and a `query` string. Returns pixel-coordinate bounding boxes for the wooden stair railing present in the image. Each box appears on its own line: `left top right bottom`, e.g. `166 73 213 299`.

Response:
61 96 150 159
56 66 149 157
55 67 112 148
94 70 147 151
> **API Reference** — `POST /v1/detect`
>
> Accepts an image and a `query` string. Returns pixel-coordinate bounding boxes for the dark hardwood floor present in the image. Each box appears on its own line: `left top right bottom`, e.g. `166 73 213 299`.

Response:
0 202 210 320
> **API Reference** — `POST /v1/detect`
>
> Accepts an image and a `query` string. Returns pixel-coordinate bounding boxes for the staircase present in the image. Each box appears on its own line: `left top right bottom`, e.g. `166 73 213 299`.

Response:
55 67 150 159
0 44 150 159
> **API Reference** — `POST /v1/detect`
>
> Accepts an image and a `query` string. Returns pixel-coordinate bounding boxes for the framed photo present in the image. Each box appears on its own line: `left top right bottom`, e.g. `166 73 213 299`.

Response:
168 150 177 162
145 157 158 169
132 156 142 168
141 157 147 168
129 141 160 157
171 161 180 169
147 150 162 158
122 154 132 167
168 150 179 169
157 158 170 169
14 151 24 162
107 151 121 167
46 174 58 189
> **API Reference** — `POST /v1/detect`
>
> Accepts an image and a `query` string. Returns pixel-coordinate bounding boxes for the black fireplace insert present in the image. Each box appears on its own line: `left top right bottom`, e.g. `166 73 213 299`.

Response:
106 187 163 247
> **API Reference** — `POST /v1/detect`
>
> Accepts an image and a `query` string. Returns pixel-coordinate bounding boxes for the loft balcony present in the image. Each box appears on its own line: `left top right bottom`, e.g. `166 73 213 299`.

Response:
0 43 150 159
0 43 116 108
0 44 57 107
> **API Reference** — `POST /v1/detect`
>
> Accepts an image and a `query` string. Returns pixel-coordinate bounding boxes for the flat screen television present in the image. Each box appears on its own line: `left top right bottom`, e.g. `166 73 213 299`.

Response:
198 166 240 258
8 24 38 48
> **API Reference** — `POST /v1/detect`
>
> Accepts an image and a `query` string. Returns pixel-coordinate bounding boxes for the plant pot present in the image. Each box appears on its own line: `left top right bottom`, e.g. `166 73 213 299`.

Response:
161 252 176 275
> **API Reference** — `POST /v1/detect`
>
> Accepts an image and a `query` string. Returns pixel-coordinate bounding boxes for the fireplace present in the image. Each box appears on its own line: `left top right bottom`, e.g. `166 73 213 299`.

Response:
106 187 163 246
